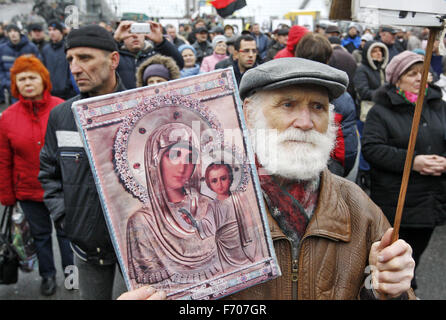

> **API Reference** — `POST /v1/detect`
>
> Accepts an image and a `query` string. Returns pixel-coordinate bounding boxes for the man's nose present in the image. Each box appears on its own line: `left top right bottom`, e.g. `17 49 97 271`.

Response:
70 61 82 74
291 108 314 131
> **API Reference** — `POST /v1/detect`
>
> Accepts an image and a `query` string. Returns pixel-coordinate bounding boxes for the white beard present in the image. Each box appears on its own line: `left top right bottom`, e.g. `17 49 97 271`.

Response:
249 105 337 181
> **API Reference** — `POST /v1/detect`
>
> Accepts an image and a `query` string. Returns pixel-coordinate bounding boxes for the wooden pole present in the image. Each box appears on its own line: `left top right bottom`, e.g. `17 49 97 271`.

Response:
391 27 440 243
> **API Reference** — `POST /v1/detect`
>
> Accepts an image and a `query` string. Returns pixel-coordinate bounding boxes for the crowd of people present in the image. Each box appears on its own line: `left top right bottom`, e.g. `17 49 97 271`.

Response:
0 14 446 300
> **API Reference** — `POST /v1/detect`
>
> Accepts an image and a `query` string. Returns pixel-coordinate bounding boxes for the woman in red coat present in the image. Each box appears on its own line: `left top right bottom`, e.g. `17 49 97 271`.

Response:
0 55 73 296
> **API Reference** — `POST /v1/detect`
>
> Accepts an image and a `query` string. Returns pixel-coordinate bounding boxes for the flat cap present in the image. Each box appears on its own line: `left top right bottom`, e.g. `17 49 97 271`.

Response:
239 57 349 101
28 23 43 31
195 26 208 33
381 25 397 34
277 28 289 36
325 25 340 34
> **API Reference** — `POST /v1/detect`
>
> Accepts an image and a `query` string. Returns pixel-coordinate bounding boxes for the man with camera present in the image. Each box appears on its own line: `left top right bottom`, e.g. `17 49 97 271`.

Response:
113 20 184 89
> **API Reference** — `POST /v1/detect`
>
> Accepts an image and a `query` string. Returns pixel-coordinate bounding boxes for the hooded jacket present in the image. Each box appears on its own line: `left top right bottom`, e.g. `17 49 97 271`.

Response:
353 41 389 103
274 26 309 59
117 38 184 90
135 54 181 87
0 90 64 206
0 35 41 88
362 84 446 228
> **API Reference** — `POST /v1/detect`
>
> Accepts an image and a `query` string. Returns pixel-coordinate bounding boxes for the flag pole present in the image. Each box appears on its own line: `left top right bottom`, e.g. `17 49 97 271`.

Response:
391 27 441 243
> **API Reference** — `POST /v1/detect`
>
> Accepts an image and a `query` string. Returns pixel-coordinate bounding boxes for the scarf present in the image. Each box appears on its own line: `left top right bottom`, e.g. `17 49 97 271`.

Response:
396 87 428 105
256 159 319 254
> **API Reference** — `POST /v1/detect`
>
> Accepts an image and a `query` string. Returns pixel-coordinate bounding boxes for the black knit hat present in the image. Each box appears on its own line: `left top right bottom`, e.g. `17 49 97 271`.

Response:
65 25 118 53
47 19 64 34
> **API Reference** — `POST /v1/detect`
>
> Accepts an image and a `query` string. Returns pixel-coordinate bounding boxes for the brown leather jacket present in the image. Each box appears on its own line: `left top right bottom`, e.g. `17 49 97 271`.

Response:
227 169 416 300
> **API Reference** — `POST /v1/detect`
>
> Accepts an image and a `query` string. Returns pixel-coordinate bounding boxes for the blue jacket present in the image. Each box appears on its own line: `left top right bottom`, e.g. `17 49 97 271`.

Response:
117 38 184 90
41 39 77 100
252 32 269 60
0 35 41 89
341 36 361 54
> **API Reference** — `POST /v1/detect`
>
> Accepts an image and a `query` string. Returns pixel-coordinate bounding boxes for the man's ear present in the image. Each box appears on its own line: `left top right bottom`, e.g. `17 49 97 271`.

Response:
110 51 120 70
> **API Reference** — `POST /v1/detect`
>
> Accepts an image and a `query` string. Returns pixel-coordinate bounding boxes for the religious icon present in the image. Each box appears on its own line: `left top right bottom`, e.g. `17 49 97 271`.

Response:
72 69 280 299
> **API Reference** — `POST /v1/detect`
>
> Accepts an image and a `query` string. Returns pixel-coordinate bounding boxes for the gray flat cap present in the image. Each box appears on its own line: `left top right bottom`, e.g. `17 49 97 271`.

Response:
239 57 349 101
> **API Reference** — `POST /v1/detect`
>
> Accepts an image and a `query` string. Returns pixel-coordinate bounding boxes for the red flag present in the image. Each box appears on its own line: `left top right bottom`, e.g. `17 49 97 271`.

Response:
210 0 247 18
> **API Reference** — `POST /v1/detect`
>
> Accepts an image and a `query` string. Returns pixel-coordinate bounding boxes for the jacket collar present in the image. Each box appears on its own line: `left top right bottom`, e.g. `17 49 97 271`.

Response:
304 169 351 242
18 89 52 114
265 169 351 243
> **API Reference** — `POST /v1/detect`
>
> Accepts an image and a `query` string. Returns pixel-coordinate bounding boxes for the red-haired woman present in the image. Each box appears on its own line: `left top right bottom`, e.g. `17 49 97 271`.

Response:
0 55 73 296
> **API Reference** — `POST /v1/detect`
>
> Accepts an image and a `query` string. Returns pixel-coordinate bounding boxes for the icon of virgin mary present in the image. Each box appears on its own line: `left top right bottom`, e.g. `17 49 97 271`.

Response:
126 122 221 289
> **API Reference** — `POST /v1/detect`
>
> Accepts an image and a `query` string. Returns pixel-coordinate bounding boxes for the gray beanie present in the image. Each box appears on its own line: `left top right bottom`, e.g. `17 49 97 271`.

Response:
212 35 227 50
239 57 349 101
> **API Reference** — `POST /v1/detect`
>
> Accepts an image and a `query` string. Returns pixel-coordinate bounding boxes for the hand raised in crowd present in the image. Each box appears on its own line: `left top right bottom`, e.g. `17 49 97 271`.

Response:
368 228 415 299
144 21 164 45
413 154 446 176
117 286 167 300
113 20 134 42
113 20 164 45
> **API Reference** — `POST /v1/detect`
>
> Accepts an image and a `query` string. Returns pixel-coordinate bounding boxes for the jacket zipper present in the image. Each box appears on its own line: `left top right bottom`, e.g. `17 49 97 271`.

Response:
292 257 299 300
60 151 82 163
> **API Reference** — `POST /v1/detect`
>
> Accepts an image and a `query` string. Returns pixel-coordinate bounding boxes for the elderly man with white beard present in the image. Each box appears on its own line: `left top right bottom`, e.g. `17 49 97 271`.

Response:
230 57 416 300
117 58 416 300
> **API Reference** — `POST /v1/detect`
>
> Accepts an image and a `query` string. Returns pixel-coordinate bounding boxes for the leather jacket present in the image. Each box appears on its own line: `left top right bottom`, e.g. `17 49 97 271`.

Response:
227 169 416 300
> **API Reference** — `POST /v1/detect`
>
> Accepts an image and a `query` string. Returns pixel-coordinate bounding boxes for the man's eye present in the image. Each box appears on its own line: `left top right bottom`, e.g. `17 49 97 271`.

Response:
211 179 218 184
281 102 293 108
313 104 325 111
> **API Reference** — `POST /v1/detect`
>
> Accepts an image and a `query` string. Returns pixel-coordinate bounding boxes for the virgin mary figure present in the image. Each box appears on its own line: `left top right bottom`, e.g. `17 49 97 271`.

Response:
126 122 220 290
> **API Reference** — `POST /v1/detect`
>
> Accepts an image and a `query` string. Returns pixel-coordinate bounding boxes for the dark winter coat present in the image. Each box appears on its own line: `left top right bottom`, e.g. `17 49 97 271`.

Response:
0 35 41 89
331 92 359 176
361 84 446 228
38 74 126 265
328 45 357 103
192 40 213 65
252 32 269 60
116 38 184 90
354 41 389 102
41 39 77 100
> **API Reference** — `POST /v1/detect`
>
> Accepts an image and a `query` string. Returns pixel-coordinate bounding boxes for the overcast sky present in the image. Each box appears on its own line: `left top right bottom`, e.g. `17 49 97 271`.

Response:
106 0 330 19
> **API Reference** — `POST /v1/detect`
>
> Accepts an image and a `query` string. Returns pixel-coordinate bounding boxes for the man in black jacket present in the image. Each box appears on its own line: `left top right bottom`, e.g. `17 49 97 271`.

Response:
39 25 125 300
114 20 184 89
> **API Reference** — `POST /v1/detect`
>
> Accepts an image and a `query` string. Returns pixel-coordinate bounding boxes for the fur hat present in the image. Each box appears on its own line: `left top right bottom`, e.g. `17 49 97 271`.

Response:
10 54 52 99
385 50 424 84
